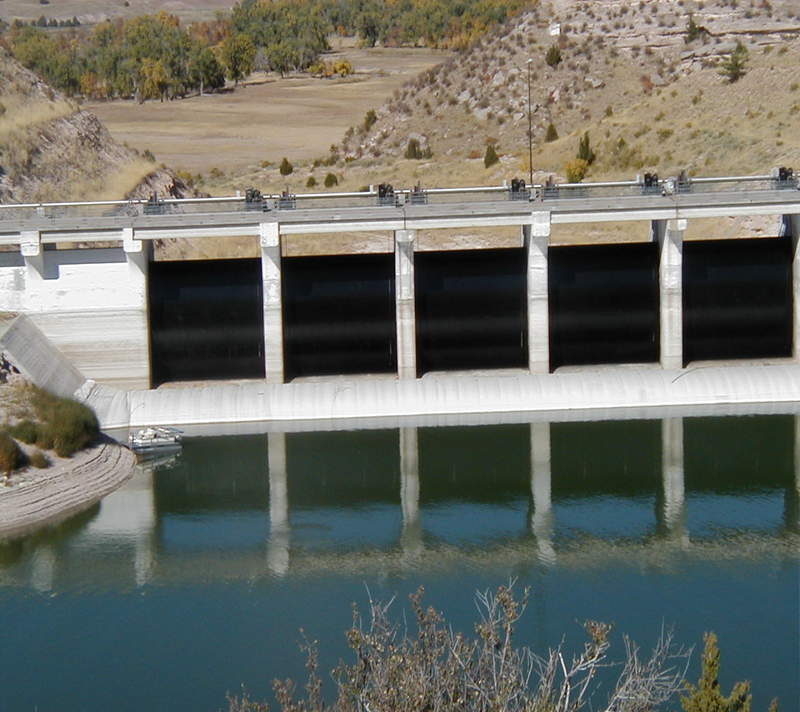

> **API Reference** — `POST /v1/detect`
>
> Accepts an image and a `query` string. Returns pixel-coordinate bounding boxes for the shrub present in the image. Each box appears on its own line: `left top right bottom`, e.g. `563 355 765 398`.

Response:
10 420 38 444
404 138 432 160
29 450 50 469
545 43 562 67
577 132 596 164
306 176 317 188
565 158 589 183
363 109 377 132
230 585 690 712
0 432 24 472
30 386 99 457
279 157 293 175
324 172 338 187
483 143 500 168
545 123 558 142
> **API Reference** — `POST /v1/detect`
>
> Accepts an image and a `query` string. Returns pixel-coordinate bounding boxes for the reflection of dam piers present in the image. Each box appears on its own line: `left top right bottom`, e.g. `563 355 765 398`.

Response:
5 414 797 591
0 182 799 428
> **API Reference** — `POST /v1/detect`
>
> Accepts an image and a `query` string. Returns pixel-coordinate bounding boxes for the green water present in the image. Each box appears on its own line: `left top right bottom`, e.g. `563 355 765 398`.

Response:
0 414 797 711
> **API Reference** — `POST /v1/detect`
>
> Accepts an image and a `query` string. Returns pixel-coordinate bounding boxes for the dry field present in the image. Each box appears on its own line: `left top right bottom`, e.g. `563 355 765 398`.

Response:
0 0 234 24
86 46 451 176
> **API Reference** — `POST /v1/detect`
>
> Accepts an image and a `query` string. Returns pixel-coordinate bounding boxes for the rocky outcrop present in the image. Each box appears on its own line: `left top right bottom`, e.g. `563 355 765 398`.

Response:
0 47 196 204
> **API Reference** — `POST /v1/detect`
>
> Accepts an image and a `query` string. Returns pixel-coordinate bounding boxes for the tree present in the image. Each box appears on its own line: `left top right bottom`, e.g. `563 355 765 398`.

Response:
324 172 338 187
719 41 748 83
139 57 169 101
189 44 224 95
279 157 293 175
545 43 561 67
219 32 256 85
681 632 755 712
577 131 596 164
483 143 499 168
545 122 558 142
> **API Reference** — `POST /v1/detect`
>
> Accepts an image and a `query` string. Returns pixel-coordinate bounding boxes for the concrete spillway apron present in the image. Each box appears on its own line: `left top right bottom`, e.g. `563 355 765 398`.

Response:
3 316 799 431
78 363 800 432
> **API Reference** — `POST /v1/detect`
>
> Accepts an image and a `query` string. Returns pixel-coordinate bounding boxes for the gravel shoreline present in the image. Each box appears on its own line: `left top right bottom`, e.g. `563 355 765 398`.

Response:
0 437 136 540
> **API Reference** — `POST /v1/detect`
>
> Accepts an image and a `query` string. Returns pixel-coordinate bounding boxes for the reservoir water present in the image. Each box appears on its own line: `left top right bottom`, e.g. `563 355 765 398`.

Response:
0 414 798 711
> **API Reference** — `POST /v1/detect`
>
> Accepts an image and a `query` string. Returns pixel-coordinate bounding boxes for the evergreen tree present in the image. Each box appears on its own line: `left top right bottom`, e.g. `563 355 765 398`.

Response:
483 143 499 168
681 633 753 712
577 132 595 164
545 123 558 142
279 157 294 175
719 41 748 83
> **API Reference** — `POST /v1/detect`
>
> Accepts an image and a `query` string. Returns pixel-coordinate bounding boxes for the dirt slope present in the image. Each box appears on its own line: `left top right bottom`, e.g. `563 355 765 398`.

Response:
0 46 192 204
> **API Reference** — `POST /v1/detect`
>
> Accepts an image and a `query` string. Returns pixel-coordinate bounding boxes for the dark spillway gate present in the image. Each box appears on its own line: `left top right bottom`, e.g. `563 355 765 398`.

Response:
549 242 660 370
281 254 396 380
148 258 264 385
414 248 527 375
683 236 792 364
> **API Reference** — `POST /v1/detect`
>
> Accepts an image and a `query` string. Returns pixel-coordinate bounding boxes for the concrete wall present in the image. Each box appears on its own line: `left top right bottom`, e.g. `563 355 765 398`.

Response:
0 247 150 390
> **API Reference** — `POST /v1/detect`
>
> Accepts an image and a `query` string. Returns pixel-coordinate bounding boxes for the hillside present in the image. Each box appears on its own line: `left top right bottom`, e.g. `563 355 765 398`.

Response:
337 0 800 181
228 0 798 206
0 47 191 204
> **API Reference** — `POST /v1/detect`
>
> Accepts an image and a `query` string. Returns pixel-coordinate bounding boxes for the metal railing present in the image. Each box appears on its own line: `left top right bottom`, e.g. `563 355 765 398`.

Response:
0 171 795 224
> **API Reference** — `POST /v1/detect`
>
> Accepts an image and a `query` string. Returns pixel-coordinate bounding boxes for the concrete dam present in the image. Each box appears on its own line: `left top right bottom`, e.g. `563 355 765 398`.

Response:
1 174 799 428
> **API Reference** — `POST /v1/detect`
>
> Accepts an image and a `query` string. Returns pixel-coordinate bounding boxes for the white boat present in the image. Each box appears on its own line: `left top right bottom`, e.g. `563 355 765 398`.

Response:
129 426 183 454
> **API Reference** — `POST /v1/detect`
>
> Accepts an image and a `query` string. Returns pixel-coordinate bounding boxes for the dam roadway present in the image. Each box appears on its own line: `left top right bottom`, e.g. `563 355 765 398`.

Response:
0 174 799 429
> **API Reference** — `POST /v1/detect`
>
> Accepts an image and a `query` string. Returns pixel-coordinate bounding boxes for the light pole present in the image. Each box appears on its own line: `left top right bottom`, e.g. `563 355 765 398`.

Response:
526 58 534 188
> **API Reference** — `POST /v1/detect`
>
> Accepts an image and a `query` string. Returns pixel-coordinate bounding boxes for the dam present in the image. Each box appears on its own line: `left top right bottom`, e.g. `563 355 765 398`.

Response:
0 173 799 427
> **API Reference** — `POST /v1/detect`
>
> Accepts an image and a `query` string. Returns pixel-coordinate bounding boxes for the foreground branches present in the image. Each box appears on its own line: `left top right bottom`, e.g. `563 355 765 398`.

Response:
235 584 693 712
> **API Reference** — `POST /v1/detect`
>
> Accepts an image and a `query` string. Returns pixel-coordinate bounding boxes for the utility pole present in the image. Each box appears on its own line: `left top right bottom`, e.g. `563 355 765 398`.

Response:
527 58 534 188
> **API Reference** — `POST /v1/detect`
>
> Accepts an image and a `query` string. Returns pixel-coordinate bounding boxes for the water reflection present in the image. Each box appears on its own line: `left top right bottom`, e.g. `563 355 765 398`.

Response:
0 413 797 712
1 414 797 589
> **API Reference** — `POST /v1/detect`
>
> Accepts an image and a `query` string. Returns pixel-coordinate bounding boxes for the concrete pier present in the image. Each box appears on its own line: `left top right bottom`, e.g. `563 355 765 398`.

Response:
654 219 685 369
395 230 417 379
260 222 284 384
525 212 550 374
267 431 290 576
529 422 555 564
789 215 800 361
659 418 687 543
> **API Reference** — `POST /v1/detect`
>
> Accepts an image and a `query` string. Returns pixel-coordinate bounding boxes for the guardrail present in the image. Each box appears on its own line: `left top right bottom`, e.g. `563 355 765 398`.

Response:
0 171 795 224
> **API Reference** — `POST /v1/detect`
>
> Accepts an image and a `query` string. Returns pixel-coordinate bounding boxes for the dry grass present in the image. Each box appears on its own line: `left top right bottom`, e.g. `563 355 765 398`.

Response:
87 47 450 176
0 0 233 23
0 97 76 143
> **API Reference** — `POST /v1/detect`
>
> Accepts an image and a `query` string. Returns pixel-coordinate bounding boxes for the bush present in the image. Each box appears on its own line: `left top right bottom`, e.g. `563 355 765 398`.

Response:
306 176 317 188
483 143 499 168
30 386 99 457
0 432 24 472
545 43 562 67
9 420 38 444
404 138 432 160
363 109 377 132
565 158 589 183
279 157 293 175
29 450 50 469
324 172 338 187
545 122 558 142
230 585 690 712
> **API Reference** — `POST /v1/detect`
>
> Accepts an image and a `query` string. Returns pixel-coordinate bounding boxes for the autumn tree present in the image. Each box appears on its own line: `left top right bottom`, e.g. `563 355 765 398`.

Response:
219 32 256 85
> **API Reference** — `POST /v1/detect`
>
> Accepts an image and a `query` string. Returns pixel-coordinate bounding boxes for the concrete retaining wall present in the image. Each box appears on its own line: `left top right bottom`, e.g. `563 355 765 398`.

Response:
0 248 150 390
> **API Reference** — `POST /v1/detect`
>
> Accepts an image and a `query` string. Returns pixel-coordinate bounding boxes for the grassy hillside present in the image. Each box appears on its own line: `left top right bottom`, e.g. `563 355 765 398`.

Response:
0 47 190 203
